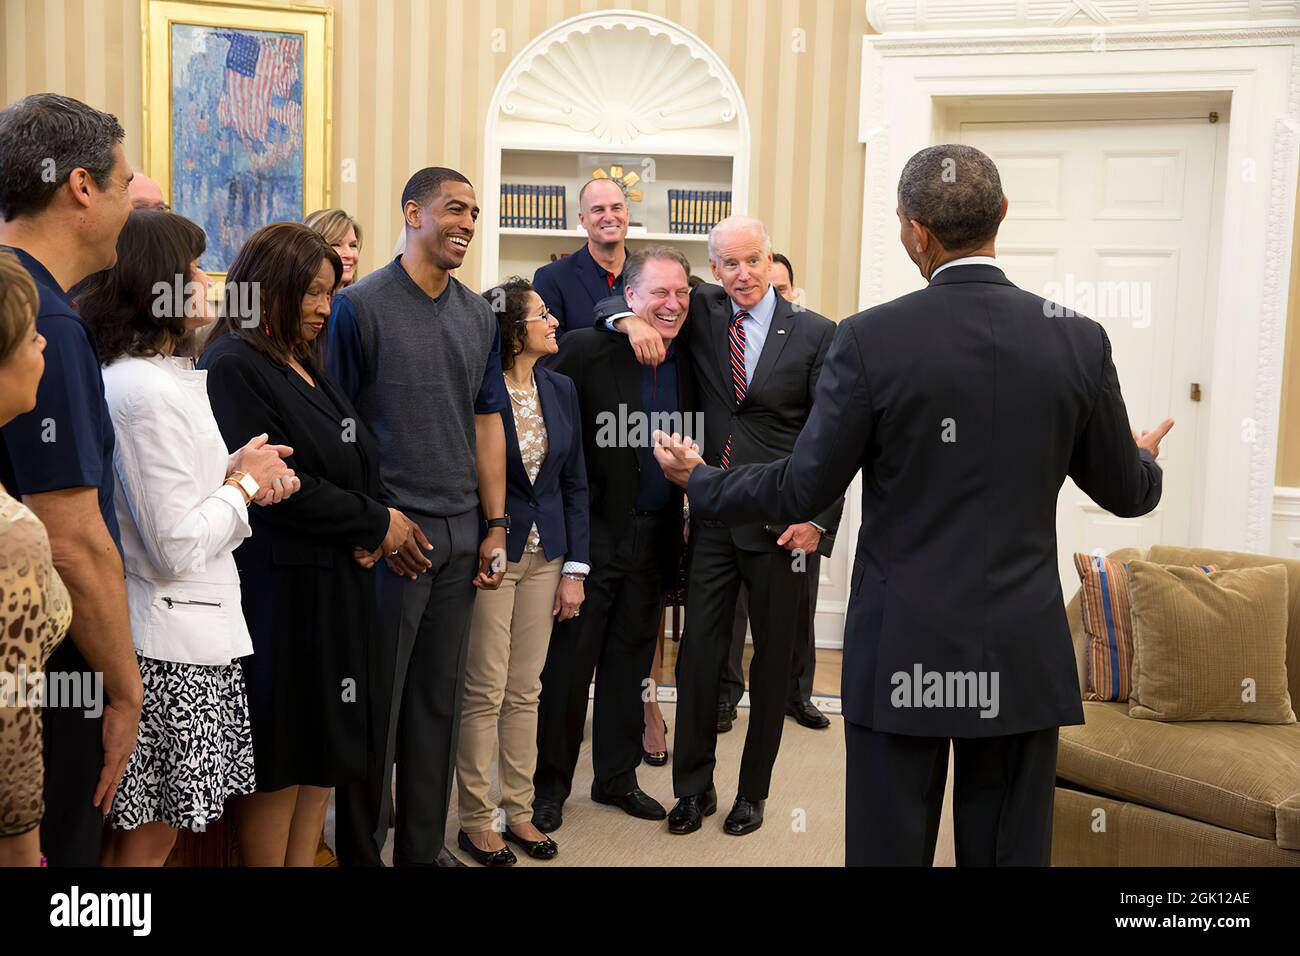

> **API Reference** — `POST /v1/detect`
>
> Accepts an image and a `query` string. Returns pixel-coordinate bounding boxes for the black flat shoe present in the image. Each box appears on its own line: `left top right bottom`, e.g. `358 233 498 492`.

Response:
532 799 563 833
457 830 517 867
717 701 737 734
590 785 667 821
787 700 831 730
504 827 559 861
724 797 765 836
667 786 717 835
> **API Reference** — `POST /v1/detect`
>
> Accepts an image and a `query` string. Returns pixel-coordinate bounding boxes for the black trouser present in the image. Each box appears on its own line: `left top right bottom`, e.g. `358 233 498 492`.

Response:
843 719 1059 866
336 509 479 867
39 639 106 866
673 524 801 801
533 513 666 803
721 554 820 709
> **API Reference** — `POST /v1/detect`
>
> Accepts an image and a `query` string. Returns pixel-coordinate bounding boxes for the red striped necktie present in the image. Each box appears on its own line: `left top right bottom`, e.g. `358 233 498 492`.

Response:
719 310 750 469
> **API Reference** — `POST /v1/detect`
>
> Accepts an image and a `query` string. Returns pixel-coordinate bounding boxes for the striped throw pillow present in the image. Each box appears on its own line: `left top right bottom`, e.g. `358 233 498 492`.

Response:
1073 553 1216 702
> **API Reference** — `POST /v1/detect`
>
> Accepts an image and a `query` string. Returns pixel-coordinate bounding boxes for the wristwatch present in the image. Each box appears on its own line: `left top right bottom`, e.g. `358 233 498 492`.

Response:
224 470 260 505
485 515 511 531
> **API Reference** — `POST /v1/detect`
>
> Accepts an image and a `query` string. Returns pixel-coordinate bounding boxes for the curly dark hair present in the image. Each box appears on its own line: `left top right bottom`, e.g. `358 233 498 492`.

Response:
482 276 536 371
74 209 207 364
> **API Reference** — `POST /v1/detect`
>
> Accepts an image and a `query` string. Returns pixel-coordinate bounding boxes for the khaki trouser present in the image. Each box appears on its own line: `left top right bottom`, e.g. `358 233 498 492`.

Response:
456 551 564 832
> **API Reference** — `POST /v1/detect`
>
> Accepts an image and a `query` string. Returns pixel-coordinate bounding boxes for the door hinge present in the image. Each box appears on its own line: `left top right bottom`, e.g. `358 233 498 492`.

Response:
1190 382 1202 402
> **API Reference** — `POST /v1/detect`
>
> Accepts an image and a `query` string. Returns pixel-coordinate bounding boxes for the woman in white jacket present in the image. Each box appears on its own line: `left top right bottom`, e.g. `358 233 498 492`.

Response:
76 210 299 865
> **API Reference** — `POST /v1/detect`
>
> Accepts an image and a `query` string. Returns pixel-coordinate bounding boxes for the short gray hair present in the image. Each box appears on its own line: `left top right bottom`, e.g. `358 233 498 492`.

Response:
897 144 1004 251
624 245 692 291
0 93 125 222
707 216 772 260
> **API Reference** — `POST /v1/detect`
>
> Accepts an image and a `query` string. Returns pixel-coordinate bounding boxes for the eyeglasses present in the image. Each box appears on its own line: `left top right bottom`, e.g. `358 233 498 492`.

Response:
523 306 553 323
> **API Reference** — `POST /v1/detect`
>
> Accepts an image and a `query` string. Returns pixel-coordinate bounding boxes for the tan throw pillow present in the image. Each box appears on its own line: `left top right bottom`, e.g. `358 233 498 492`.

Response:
1127 561 1296 723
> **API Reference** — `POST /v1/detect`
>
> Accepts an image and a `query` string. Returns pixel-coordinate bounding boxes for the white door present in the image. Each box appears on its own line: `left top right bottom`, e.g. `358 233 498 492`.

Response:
959 117 1218 590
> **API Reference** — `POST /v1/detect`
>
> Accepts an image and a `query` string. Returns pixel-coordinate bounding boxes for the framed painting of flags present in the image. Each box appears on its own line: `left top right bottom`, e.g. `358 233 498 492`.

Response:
142 0 332 279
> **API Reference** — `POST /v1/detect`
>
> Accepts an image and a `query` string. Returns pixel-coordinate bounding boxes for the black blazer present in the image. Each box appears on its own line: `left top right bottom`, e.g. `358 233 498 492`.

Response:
533 244 625 336
199 332 391 787
687 264 1163 737
499 365 591 566
599 285 844 556
550 327 696 583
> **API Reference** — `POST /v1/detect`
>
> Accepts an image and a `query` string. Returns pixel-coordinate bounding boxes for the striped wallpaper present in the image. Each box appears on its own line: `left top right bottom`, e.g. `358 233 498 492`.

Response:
2 0 1298 485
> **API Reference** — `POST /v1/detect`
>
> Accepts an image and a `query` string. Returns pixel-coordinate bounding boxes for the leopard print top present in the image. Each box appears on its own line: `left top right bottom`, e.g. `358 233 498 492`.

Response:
0 490 72 837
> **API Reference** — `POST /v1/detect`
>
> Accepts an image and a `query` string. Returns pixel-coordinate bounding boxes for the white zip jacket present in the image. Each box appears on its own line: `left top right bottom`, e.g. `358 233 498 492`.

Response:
102 353 254 666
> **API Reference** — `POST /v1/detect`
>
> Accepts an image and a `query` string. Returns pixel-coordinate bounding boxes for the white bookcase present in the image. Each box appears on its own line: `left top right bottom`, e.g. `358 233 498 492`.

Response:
481 10 751 290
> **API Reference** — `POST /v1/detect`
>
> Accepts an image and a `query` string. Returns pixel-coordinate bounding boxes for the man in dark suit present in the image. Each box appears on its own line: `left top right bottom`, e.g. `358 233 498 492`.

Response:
654 144 1174 866
530 246 698 833
533 178 629 336
720 252 833 735
610 217 843 837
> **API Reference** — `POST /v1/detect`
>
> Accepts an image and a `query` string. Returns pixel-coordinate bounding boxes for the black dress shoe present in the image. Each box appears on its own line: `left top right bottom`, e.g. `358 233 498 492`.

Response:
787 699 831 729
504 827 559 861
590 785 667 820
667 787 718 835
457 830 517 867
724 797 765 836
532 799 563 833
717 700 738 734
434 846 468 867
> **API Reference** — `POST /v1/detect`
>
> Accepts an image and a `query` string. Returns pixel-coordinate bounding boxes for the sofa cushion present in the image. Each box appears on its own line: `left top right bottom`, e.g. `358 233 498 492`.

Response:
1147 546 1300 707
1128 562 1295 723
1058 701 1300 848
1073 553 1217 702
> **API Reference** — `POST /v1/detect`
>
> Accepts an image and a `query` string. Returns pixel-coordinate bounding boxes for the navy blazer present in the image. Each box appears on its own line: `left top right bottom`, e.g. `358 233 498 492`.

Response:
533 243 625 336
687 264 1162 738
500 365 591 566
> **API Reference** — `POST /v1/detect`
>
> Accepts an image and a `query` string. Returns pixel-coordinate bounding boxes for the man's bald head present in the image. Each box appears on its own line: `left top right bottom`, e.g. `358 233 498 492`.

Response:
129 171 166 210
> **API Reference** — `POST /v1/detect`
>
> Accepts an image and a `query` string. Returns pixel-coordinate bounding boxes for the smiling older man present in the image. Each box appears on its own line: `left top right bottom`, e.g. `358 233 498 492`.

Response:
531 246 698 835
608 216 843 838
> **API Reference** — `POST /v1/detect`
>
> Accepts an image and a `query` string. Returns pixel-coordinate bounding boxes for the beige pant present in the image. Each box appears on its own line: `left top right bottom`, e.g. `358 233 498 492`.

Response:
456 551 563 832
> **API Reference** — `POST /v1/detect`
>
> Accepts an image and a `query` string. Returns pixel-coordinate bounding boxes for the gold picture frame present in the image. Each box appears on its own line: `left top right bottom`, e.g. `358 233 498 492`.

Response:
141 0 332 282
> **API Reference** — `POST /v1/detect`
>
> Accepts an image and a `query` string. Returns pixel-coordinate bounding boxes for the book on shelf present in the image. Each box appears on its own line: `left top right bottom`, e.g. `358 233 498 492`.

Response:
500 184 567 230
667 188 732 235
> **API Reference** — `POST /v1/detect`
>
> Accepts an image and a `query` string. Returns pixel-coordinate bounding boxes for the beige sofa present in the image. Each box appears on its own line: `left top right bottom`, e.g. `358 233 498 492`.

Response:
1051 545 1300 866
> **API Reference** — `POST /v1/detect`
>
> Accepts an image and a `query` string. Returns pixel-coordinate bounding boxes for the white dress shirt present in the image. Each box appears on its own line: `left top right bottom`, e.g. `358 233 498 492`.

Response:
102 354 253 666
730 284 778 386
930 255 999 280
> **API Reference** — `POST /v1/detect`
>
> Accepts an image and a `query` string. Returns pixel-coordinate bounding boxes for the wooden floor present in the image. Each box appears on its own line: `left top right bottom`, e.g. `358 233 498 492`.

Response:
659 635 843 698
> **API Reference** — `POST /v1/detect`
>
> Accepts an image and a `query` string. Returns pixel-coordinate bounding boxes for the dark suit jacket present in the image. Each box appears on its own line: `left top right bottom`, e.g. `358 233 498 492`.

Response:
498 365 591 566
533 243 625 336
550 327 695 585
199 332 390 785
598 285 844 556
687 264 1163 737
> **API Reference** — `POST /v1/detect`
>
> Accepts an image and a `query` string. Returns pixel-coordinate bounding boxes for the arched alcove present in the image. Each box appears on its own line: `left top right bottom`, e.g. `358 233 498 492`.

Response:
480 10 751 288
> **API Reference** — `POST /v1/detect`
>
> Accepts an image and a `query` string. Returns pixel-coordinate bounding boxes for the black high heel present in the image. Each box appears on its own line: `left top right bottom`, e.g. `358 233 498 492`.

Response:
643 718 670 766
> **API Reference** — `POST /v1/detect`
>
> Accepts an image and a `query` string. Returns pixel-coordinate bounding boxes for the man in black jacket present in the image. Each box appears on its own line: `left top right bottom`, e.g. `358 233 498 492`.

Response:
654 145 1173 865
530 246 697 833
610 217 844 837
